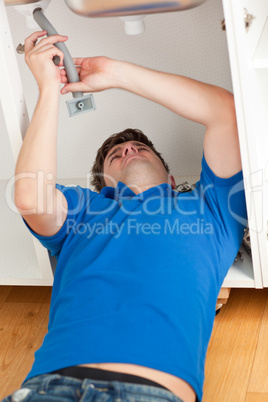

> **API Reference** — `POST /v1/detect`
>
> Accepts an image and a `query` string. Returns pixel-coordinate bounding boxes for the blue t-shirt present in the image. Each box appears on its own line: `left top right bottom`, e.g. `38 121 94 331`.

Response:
24 155 247 401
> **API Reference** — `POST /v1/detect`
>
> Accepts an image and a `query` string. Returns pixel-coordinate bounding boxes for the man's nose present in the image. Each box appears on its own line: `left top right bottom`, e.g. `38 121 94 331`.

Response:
122 144 138 157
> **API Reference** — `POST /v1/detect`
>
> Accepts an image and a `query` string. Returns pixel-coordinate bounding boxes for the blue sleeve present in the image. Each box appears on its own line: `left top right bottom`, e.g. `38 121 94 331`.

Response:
197 154 248 265
23 184 98 258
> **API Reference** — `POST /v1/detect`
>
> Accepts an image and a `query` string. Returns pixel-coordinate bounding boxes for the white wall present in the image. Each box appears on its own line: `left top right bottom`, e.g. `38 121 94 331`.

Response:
1 0 232 182
0 0 235 282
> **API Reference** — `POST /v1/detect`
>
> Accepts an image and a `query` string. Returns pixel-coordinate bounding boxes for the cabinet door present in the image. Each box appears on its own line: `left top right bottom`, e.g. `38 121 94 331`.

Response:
0 1 53 285
222 0 268 287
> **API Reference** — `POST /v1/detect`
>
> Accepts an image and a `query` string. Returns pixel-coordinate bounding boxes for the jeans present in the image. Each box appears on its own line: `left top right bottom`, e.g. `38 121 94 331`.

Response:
2 374 184 402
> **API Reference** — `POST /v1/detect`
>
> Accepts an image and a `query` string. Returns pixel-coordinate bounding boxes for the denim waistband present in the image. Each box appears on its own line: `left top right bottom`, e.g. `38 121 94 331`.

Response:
51 366 169 390
4 373 185 402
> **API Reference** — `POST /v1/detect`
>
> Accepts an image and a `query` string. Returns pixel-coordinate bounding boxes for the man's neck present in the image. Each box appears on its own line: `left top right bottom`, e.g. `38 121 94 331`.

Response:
118 181 170 195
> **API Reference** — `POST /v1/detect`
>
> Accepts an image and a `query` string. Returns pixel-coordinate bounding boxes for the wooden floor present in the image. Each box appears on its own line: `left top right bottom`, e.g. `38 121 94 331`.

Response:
1 286 268 401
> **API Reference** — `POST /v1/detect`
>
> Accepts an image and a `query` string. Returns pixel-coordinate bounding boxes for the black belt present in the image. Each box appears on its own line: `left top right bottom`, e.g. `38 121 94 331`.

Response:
51 366 169 391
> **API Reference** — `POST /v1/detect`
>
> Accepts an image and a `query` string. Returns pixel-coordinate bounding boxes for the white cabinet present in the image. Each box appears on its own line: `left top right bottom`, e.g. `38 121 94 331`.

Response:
0 0 267 287
0 0 53 285
222 0 268 288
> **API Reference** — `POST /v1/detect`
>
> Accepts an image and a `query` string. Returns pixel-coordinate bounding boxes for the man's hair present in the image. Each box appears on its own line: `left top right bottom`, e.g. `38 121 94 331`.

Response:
91 128 170 192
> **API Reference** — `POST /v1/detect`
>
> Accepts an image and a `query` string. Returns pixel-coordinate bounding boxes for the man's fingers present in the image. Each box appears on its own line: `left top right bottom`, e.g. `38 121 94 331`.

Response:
32 43 64 61
24 31 47 53
72 58 84 66
60 66 81 77
61 82 86 95
35 34 68 49
61 83 77 94
25 32 68 54
61 76 68 84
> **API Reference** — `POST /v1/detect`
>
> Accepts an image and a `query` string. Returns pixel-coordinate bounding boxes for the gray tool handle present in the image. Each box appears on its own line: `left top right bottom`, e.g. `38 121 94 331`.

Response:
33 8 83 99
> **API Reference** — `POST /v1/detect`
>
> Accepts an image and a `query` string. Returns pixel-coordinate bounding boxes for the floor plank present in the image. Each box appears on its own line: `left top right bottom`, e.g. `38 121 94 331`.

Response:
245 393 268 402
247 294 268 393
0 302 50 399
203 288 268 402
1 287 268 401
6 286 52 303
0 286 13 310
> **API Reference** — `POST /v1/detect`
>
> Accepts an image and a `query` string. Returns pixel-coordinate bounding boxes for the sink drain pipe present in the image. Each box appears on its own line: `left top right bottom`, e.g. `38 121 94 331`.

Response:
33 8 96 117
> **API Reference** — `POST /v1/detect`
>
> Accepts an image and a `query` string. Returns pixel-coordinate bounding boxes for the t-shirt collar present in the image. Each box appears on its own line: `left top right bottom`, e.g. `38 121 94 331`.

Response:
100 181 175 201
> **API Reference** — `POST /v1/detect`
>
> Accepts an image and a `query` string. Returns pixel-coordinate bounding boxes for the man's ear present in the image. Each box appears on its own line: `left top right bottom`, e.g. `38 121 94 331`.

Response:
169 174 176 190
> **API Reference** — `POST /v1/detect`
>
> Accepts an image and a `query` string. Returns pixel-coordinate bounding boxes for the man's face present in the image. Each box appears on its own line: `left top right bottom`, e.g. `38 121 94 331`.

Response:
103 141 169 190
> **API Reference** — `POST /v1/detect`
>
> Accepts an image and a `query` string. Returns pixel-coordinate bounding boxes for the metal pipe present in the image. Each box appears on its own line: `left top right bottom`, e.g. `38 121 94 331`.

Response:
33 8 83 99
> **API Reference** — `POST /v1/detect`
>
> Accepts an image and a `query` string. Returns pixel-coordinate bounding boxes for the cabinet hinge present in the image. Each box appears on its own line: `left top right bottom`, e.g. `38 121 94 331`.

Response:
244 8 255 32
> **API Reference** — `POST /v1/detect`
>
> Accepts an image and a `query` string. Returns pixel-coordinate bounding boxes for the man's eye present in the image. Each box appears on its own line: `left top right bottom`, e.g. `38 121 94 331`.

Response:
138 147 148 151
110 155 120 163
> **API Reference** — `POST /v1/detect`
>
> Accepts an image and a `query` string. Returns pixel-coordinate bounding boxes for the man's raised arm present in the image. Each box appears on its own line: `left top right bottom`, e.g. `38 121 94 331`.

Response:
61 57 242 178
15 32 68 237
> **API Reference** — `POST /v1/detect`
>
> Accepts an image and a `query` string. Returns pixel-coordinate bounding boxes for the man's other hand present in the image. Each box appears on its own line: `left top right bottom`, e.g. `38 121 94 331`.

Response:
25 31 68 92
60 56 114 94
